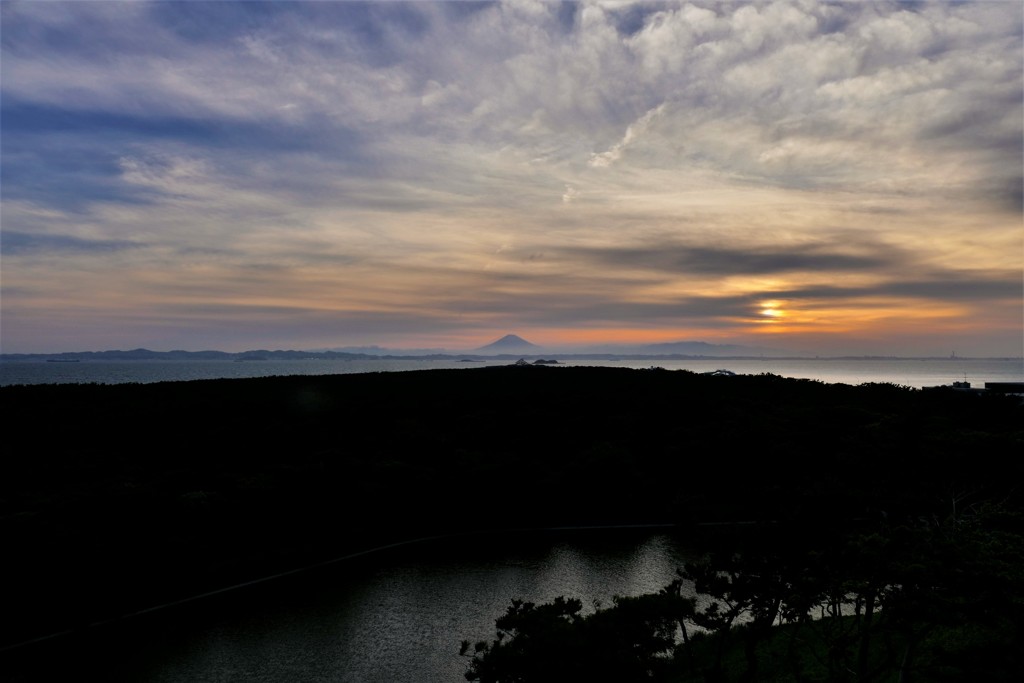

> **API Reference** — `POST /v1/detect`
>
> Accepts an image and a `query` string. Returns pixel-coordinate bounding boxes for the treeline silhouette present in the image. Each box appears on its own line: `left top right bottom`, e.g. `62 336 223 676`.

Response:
462 509 1024 682
1 366 1021 660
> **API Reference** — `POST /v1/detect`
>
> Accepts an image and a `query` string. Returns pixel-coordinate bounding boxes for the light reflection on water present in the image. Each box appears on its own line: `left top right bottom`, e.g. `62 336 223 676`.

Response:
7 530 699 683
2 357 1020 388
0 359 515 387
146 531 699 682
561 357 1024 389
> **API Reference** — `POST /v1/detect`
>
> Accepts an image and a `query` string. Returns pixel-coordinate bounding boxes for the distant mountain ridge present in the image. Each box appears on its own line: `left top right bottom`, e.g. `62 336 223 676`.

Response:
474 334 540 353
1 348 381 362
1 336 784 360
467 334 787 357
4 344 1012 362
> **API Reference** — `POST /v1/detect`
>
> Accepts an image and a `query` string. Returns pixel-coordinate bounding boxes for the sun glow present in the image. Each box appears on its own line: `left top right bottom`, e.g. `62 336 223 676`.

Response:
546 328 708 345
758 300 786 322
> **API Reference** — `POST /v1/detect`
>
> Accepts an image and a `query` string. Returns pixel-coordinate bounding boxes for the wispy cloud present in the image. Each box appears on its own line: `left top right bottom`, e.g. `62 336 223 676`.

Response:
2 1 1020 355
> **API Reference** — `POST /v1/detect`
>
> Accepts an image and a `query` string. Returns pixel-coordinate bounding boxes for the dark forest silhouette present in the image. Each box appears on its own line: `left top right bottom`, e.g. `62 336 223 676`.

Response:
2 366 1021 680
462 507 1023 682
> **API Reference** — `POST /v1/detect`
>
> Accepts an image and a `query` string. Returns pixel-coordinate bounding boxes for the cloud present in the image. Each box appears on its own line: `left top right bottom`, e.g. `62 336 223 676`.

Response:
0 231 141 255
566 240 899 276
1 1 1020 354
589 103 666 168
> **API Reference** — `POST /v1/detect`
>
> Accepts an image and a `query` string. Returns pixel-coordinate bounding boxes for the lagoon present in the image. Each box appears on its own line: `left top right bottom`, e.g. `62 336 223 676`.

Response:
5 529 700 683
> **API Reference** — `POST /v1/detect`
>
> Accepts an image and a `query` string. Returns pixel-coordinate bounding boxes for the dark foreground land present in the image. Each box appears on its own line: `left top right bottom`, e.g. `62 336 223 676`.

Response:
2 366 1022 677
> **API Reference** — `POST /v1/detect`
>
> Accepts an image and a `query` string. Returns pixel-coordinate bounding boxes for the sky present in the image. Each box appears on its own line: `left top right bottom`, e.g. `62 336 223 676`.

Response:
1 0 1022 356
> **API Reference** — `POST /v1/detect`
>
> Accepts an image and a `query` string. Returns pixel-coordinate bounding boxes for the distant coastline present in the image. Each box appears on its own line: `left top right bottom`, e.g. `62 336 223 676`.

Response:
3 348 1021 363
4 353 1021 391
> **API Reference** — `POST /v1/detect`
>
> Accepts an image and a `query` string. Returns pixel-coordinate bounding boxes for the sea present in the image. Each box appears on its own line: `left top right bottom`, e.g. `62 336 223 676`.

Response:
1 356 1021 389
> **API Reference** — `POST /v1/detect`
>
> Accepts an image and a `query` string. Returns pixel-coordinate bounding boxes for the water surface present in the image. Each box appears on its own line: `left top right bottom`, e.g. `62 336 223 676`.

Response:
2 357 1020 388
6 529 700 683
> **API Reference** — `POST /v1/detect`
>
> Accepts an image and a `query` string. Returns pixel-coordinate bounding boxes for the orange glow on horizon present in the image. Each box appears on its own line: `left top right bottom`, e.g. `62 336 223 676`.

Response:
738 299 974 337
538 328 732 346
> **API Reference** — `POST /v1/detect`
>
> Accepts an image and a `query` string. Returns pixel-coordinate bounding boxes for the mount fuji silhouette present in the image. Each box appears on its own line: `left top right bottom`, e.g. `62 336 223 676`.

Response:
474 334 540 353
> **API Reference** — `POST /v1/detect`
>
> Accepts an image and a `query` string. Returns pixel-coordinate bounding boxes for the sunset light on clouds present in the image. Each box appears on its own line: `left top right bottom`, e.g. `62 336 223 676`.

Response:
1 0 1021 356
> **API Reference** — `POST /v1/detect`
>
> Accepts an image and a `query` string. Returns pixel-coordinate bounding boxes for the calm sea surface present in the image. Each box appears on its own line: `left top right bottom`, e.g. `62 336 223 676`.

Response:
2 357 1021 388
6 529 700 683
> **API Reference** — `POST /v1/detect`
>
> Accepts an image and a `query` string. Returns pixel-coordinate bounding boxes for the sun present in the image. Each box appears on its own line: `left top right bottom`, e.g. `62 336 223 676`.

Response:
758 300 786 322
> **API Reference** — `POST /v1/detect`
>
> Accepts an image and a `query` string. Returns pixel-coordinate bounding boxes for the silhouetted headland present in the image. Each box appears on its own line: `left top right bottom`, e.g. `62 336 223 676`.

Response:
1 366 1021 651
